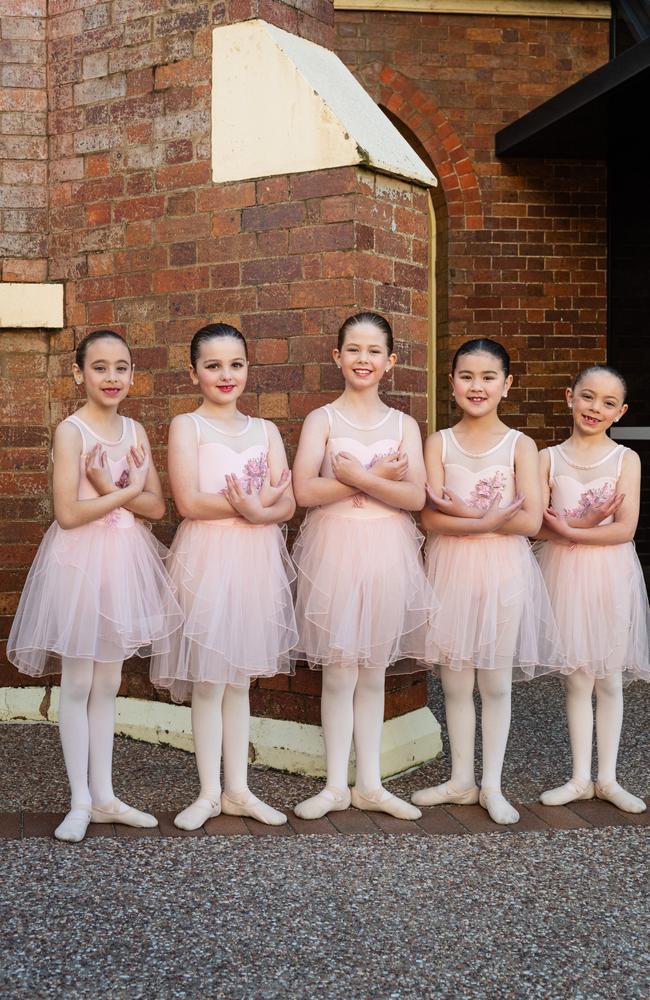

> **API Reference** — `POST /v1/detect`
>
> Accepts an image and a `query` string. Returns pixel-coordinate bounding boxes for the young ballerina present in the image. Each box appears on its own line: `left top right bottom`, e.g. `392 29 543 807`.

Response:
537 365 649 813
292 311 432 822
150 323 297 829
413 338 563 825
8 329 182 843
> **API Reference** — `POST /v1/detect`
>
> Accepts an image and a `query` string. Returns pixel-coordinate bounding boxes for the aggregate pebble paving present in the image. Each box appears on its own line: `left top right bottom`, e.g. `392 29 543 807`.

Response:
1 829 648 999
1 677 648 812
1 677 648 998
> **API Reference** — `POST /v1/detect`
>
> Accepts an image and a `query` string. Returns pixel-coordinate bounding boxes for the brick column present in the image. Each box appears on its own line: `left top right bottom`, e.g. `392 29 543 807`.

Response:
1 0 439 774
0 0 50 695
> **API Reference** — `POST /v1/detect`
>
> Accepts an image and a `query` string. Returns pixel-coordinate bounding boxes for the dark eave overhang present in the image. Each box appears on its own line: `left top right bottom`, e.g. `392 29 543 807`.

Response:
496 35 650 158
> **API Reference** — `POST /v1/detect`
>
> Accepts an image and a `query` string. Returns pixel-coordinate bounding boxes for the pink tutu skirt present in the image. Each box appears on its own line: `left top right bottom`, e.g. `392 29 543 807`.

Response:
292 508 432 671
536 540 650 682
422 533 565 680
150 518 297 703
8 517 183 676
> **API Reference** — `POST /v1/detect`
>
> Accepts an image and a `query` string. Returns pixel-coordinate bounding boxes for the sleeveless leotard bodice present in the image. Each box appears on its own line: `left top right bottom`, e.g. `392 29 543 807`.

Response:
320 404 404 518
441 427 519 534
548 444 626 527
188 412 269 526
66 413 137 528
8 413 183 676
150 411 295 699
538 442 649 679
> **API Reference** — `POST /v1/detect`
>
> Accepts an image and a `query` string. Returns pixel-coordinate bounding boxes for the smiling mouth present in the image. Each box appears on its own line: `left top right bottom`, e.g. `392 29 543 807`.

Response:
582 415 600 425
217 385 235 391
103 387 121 394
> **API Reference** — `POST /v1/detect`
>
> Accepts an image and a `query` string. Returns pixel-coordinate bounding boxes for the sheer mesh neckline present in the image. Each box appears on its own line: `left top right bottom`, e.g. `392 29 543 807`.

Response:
448 426 514 459
69 413 126 447
329 405 393 431
556 443 620 471
195 412 251 438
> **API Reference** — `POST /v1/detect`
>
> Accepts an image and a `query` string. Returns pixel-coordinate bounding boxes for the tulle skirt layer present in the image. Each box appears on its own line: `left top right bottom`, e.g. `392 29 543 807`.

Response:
8 519 183 676
422 533 565 680
292 509 432 671
536 540 650 682
150 518 297 702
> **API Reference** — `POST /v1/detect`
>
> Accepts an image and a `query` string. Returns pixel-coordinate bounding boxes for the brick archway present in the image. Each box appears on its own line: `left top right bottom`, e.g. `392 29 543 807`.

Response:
359 63 483 231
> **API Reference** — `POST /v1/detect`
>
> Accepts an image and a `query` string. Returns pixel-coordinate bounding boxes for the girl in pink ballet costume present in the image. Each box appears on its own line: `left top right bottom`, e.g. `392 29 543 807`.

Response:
8 330 182 843
292 312 432 822
538 365 649 813
413 339 563 825
150 323 297 830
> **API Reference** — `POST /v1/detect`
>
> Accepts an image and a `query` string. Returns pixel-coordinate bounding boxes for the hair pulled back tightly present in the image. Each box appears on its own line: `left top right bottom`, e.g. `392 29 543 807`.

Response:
572 364 627 400
452 338 510 377
337 312 394 353
75 330 131 369
190 323 248 367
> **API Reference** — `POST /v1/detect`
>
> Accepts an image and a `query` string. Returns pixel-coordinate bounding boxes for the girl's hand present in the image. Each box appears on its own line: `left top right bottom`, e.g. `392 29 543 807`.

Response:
84 445 116 496
331 451 366 488
371 448 409 482
426 485 483 519
126 445 149 495
258 468 292 508
223 473 266 523
565 492 625 528
480 493 526 531
542 507 576 540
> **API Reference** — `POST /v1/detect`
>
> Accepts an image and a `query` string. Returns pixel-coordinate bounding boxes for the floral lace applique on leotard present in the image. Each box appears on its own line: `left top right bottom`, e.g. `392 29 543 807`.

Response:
351 449 394 509
102 469 130 525
466 471 507 511
564 481 615 520
219 452 269 495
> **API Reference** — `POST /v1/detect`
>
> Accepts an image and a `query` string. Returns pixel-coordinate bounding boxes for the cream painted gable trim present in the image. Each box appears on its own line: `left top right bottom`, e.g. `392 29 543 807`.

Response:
334 0 610 18
0 283 64 329
212 19 437 187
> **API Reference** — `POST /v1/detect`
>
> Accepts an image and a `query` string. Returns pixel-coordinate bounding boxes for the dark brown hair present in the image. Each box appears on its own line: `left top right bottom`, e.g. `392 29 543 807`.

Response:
190 323 248 367
75 330 131 369
337 312 394 353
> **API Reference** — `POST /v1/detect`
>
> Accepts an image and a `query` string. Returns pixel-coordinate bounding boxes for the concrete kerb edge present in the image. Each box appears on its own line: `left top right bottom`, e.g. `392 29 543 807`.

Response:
0 686 442 779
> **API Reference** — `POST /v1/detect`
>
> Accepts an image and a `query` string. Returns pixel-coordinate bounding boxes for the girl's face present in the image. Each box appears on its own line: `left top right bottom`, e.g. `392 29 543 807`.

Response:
450 351 512 417
333 322 396 390
73 338 133 408
190 336 248 405
566 372 627 436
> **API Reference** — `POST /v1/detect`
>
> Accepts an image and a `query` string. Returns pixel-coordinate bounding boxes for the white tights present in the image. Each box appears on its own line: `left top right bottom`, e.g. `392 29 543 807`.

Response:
59 656 122 808
412 666 520 825
191 681 250 800
175 681 286 828
294 665 421 820
541 671 645 813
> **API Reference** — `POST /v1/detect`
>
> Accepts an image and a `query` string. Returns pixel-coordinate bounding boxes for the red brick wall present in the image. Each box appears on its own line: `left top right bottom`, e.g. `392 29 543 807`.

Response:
336 10 609 438
1 6 611 719
1 2 430 719
0 0 50 669
0 0 48 281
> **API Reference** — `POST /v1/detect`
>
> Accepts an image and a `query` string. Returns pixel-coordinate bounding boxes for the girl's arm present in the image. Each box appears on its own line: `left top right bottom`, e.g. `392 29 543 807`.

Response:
53 422 145 530
292 409 357 509
332 414 426 511
126 424 166 520
420 432 524 536
495 434 543 537
223 422 296 526
545 449 641 546
534 448 564 542
168 415 238 521
85 424 166 520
